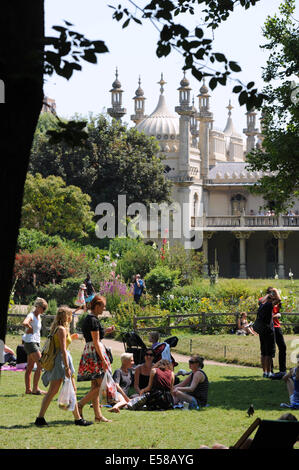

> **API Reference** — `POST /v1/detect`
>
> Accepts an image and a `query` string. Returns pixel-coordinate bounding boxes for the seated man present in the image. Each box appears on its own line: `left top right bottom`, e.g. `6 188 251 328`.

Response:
172 355 209 408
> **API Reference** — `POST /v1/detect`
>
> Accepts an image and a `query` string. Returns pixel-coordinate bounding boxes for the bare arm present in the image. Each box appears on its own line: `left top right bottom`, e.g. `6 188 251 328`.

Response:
175 370 204 393
140 368 156 395
134 366 142 394
57 326 71 379
22 314 33 334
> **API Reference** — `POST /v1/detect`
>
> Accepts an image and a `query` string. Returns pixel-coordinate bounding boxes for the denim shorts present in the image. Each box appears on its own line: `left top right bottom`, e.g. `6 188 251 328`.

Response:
23 342 40 355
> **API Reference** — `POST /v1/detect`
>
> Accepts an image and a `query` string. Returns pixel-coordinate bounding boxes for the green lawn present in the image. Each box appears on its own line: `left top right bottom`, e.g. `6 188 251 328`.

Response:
171 333 298 368
1 334 298 449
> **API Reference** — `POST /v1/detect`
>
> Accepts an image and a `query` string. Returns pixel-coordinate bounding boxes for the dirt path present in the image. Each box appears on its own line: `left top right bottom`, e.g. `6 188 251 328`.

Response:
102 338 249 368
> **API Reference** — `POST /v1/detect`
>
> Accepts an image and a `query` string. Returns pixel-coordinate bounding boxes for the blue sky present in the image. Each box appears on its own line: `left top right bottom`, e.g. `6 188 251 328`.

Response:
44 0 293 134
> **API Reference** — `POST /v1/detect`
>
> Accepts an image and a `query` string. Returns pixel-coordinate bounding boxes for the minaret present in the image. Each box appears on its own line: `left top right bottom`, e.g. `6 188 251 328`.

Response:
197 79 213 179
175 72 193 176
243 108 259 152
107 68 126 121
131 76 147 125
190 96 199 148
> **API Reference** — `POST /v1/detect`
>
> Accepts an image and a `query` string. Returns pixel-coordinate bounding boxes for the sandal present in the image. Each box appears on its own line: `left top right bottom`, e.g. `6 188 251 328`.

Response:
95 416 112 423
32 390 46 395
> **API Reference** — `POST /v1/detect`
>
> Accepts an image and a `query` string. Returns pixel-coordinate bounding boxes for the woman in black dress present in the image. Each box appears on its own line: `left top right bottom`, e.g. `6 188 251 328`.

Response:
77 295 115 423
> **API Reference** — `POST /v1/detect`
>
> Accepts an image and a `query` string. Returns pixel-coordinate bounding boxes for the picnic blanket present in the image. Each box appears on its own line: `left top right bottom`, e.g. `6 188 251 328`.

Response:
0 363 27 371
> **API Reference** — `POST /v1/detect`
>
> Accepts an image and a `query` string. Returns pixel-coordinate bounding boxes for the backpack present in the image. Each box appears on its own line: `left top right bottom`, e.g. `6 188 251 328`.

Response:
40 327 58 371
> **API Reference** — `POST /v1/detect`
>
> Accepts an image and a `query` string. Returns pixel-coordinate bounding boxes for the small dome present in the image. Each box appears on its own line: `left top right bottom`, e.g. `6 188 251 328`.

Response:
136 94 180 139
134 77 144 97
135 85 144 97
200 79 209 95
180 73 190 88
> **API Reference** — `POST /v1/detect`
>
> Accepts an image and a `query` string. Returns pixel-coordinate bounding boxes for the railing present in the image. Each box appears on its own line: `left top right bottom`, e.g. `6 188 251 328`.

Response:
6 313 79 336
133 312 299 335
192 215 299 228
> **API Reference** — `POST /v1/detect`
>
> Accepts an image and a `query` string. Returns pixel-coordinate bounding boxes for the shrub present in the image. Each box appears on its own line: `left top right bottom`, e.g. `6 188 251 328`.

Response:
145 266 180 297
162 243 205 284
116 244 159 282
99 274 132 313
13 247 90 301
113 301 143 337
36 277 84 306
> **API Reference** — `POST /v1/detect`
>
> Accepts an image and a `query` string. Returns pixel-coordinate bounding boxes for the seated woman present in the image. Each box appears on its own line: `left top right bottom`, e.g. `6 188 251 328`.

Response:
140 359 175 410
133 348 154 395
236 312 258 336
112 353 134 397
172 355 209 408
281 355 299 409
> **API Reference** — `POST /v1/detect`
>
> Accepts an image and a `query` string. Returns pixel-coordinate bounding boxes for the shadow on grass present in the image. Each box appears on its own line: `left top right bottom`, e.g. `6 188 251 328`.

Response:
0 420 76 430
208 376 287 412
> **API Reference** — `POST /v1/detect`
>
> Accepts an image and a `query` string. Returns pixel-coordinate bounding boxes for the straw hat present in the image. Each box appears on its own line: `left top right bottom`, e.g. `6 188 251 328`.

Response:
80 284 87 290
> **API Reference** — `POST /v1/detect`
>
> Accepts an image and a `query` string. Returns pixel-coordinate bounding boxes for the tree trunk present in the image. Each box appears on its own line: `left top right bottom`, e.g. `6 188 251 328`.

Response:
0 2 44 347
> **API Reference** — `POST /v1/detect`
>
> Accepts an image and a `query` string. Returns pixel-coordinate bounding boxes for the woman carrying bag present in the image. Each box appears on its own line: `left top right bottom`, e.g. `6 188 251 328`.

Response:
77 295 115 423
35 306 92 427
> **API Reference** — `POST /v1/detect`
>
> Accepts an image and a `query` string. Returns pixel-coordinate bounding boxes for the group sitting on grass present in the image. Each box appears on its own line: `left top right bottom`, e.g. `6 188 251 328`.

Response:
5 292 298 431
20 295 209 426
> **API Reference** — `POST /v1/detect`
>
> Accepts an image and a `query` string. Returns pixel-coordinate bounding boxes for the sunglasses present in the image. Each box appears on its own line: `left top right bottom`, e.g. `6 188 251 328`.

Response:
145 353 154 357
189 360 199 364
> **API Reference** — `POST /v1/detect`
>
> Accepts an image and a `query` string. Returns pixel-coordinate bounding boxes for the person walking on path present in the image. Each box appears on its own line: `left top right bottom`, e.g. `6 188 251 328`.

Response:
84 273 96 303
22 297 48 395
75 284 87 312
35 306 92 427
77 295 115 423
133 274 145 304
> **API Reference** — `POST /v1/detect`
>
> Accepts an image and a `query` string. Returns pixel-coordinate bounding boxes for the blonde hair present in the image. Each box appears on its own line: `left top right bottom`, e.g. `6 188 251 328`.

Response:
50 305 72 334
121 353 133 363
34 297 48 311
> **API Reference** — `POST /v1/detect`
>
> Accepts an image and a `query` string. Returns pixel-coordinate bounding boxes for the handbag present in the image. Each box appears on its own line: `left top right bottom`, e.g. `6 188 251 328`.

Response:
58 378 77 411
105 345 113 364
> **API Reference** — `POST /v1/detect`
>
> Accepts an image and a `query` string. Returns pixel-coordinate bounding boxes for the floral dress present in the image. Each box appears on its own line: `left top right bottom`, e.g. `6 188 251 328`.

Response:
77 314 111 382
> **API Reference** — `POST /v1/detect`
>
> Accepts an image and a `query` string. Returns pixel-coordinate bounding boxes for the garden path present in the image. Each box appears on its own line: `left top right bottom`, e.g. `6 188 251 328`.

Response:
102 338 250 368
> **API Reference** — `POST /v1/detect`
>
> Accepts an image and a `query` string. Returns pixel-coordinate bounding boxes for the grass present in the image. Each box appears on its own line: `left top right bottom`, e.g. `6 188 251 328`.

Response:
170 333 298 368
1 333 299 449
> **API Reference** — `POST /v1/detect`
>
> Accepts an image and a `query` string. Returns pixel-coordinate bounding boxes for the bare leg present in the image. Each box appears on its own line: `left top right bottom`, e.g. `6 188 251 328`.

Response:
25 354 35 393
37 379 62 418
108 397 128 413
286 378 295 398
78 379 111 422
172 390 197 405
31 350 45 393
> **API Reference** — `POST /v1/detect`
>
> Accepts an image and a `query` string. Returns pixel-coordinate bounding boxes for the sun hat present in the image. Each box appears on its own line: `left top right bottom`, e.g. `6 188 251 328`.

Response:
80 284 87 289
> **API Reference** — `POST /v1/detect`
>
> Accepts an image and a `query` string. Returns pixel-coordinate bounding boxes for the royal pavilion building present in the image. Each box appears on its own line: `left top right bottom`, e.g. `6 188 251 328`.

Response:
107 70 299 279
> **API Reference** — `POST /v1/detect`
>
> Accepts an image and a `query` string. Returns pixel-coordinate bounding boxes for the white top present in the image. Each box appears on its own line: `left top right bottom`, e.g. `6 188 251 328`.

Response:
22 312 41 344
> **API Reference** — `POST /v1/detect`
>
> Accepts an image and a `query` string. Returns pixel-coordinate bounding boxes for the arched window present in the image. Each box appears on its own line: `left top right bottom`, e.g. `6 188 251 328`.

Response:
231 194 246 216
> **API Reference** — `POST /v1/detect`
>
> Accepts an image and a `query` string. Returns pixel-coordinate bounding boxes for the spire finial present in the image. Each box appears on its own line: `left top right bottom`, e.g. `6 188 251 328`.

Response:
227 99 233 117
158 73 166 94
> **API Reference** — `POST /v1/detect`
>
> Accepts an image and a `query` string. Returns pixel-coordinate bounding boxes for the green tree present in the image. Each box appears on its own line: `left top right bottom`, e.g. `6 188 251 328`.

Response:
29 115 172 210
21 173 94 239
0 0 269 345
246 0 299 212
